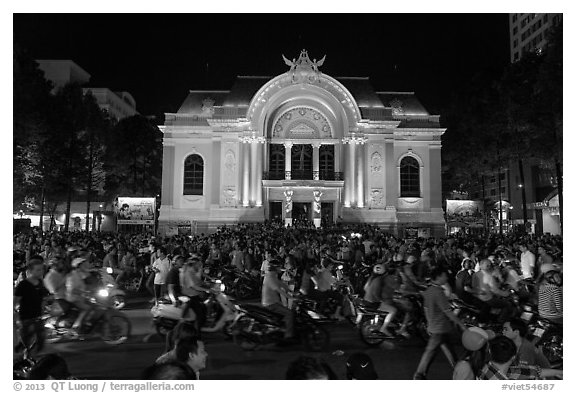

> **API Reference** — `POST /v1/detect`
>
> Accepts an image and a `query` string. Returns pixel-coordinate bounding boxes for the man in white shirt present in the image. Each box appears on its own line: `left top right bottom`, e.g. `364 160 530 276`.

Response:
472 259 514 322
152 247 171 305
519 244 536 279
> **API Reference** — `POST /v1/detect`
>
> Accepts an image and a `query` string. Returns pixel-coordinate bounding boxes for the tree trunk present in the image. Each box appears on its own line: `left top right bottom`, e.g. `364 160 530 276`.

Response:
498 167 503 236
49 203 57 231
133 154 138 195
481 175 487 236
518 159 528 230
555 159 563 235
39 186 45 235
85 134 94 232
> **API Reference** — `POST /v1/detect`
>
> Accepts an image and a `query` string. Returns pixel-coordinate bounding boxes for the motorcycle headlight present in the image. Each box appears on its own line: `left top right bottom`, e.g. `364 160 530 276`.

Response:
106 267 113 274
98 289 109 297
220 283 226 292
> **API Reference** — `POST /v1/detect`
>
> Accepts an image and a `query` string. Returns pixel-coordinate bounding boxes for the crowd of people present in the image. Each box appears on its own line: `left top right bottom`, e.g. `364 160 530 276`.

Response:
13 221 563 380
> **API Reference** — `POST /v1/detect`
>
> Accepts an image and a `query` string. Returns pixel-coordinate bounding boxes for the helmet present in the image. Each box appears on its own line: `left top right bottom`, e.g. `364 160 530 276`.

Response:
373 264 385 275
462 327 496 351
543 270 562 287
71 257 87 268
461 259 475 271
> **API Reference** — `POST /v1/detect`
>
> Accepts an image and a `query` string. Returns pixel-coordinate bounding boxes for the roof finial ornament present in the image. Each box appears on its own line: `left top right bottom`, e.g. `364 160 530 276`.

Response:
281 49 326 84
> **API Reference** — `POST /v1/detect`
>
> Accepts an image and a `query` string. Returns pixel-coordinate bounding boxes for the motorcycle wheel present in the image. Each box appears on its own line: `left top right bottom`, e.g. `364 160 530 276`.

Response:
235 285 252 300
155 323 172 337
112 295 126 310
359 318 386 347
233 333 259 351
102 315 131 345
538 332 563 368
303 325 330 352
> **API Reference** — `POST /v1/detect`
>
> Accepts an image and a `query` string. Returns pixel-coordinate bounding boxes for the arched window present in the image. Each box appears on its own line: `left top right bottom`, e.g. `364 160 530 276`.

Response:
183 154 204 195
400 156 420 197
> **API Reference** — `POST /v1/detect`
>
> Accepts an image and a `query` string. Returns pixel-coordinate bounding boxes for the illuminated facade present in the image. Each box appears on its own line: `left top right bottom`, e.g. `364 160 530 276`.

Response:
159 50 446 236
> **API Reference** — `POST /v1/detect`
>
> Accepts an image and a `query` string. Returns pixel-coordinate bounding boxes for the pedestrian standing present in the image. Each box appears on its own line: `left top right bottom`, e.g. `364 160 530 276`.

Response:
413 266 466 380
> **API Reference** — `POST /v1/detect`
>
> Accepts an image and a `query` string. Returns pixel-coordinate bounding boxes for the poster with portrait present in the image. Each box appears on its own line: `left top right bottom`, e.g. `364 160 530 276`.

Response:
116 197 156 224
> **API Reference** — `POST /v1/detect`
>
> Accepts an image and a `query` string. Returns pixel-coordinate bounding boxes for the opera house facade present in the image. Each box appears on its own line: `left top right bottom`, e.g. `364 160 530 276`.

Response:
159 50 446 237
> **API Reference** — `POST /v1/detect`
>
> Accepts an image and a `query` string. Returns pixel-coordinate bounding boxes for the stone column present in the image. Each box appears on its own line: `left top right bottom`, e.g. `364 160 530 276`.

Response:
241 139 250 207
284 142 293 180
251 140 263 207
356 139 366 208
346 139 357 207
312 142 321 180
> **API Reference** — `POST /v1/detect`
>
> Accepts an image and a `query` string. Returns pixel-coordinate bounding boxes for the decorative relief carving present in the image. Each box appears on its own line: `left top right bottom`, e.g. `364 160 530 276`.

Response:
282 49 326 84
284 190 294 213
397 197 424 210
272 107 331 138
370 189 385 209
201 98 215 117
370 151 383 173
224 150 236 174
390 98 404 116
313 190 323 214
222 187 237 207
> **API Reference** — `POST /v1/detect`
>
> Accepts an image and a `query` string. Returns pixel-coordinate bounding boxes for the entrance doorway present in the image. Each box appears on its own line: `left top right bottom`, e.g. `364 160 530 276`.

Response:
293 202 312 224
269 201 283 223
321 202 334 227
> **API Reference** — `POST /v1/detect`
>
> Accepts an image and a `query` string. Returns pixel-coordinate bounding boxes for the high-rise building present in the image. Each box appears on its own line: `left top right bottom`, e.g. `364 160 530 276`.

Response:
36 59 138 121
509 13 562 63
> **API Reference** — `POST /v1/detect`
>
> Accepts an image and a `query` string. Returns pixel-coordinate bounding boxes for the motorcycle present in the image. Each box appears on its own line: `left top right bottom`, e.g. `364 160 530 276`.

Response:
150 296 197 337
218 266 261 300
228 296 330 352
99 268 127 309
356 292 428 347
201 279 240 335
43 294 131 345
527 315 563 368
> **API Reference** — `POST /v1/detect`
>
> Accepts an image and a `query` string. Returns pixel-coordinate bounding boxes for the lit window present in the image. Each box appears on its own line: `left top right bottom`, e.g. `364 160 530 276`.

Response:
183 154 204 195
400 156 420 197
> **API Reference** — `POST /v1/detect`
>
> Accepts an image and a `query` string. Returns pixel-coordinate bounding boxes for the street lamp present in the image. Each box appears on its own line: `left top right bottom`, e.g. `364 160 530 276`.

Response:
518 184 524 188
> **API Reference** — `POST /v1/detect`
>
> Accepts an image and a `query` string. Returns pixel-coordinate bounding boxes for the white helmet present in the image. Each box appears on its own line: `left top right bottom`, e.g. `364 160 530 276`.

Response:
71 257 87 268
373 264 385 275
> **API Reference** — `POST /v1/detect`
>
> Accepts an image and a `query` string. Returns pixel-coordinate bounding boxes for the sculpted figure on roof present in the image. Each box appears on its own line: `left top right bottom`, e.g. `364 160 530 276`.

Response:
282 49 326 84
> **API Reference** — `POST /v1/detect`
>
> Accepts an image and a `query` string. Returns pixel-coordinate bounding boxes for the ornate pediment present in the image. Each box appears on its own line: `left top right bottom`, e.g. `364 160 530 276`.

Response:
272 107 332 139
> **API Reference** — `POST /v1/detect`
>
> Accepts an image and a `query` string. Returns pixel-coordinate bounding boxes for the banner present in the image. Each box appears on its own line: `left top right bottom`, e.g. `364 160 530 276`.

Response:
116 197 156 224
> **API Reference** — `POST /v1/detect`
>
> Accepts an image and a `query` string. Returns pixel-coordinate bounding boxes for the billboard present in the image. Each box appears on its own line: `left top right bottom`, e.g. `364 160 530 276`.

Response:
446 199 484 227
116 197 156 225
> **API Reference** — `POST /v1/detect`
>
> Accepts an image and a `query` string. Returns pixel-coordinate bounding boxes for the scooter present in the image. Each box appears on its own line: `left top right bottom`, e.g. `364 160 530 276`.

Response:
100 268 127 309
43 294 131 345
228 295 330 352
356 292 429 347
150 296 197 337
201 279 240 335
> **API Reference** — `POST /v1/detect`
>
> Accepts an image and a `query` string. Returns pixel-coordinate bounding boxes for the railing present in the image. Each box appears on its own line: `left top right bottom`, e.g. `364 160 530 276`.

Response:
320 171 343 181
263 171 344 181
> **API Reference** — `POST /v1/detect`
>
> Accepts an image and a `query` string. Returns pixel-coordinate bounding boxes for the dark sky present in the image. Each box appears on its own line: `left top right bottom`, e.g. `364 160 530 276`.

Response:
14 13 509 120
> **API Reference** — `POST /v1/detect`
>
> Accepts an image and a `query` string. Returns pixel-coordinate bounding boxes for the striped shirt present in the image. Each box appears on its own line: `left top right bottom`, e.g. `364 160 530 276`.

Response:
422 284 454 334
538 283 562 319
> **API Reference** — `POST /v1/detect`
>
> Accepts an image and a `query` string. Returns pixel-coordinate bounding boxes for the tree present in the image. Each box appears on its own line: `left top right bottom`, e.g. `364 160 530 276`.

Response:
78 92 112 231
104 115 162 198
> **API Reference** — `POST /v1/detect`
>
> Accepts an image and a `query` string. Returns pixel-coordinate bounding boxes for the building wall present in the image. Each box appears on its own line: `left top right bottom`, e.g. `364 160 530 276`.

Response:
509 13 562 62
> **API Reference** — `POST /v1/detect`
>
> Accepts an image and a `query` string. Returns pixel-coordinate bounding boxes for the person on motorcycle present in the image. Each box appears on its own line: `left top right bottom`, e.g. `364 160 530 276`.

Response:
502 318 551 368
400 255 427 294
116 248 137 285
102 245 118 271
454 259 478 305
309 258 346 320
181 257 211 328
65 257 92 336
43 257 69 312
262 258 295 341
471 259 515 322
363 263 399 337
537 266 562 325
14 257 49 356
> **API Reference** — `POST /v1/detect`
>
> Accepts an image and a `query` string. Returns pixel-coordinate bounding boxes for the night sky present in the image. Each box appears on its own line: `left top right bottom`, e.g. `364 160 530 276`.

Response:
13 13 510 120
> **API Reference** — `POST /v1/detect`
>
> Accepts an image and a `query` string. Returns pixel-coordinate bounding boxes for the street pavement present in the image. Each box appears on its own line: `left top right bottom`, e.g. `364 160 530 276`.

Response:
40 294 455 380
